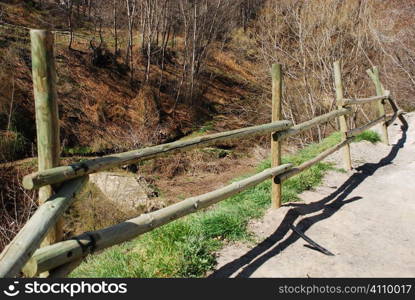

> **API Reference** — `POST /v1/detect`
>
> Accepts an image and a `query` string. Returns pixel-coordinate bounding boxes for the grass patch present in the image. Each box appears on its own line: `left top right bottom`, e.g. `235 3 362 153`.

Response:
63 146 93 156
197 121 215 134
180 121 215 141
354 130 381 143
71 132 346 278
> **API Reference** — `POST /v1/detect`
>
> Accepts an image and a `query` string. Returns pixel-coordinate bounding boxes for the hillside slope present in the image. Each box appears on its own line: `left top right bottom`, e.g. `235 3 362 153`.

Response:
0 1 268 251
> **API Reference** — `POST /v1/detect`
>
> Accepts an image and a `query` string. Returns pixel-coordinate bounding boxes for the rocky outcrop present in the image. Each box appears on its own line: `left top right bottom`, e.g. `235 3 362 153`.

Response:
65 171 164 236
88 172 158 211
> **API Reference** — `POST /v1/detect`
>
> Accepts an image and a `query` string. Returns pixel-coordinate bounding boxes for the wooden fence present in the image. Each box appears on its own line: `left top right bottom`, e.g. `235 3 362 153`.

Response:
0 30 408 278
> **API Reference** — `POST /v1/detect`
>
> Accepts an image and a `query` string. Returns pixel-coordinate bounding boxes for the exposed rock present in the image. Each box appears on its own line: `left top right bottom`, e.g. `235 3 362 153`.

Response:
64 171 165 237
88 172 160 211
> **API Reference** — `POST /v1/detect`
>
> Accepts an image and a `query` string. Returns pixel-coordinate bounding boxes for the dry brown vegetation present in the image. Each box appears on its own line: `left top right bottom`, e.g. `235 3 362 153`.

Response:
0 0 266 162
249 0 415 144
0 0 266 250
0 164 37 251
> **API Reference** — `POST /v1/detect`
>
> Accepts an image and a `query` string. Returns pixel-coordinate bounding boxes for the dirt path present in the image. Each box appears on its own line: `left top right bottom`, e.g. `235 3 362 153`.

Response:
210 113 415 278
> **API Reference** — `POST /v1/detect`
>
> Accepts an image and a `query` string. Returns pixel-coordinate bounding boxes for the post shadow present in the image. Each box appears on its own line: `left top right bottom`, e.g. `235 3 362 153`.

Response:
209 126 407 278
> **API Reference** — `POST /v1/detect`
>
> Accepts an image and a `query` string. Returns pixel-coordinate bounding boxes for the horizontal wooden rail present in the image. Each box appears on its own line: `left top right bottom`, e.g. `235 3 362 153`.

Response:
340 93 389 106
347 115 386 137
386 109 404 127
22 164 293 275
274 108 352 140
0 177 88 278
276 138 353 182
386 97 408 128
48 259 83 278
22 120 292 191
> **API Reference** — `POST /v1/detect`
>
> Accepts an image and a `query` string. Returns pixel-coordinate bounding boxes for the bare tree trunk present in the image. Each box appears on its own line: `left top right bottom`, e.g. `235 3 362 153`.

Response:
125 0 136 84
7 77 15 132
190 2 197 104
113 0 118 55
88 0 92 19
145 0 152 83
67 0 74 50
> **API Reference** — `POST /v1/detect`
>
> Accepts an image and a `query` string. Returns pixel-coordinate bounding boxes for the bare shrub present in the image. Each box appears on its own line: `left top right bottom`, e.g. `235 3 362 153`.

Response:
368 0 415 111
0 167 37 252
252 0 415 144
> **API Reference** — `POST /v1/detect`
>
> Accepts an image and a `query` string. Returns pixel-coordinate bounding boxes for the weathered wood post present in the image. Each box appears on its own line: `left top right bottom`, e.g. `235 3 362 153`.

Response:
30 29 61 245
333 61 352 171
271 64 282 208
366 66 389 145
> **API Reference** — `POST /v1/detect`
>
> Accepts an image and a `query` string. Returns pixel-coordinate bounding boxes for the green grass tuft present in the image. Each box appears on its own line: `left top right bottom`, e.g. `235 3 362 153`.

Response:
71 132 345 278
354 130 381 143
63 146 93 156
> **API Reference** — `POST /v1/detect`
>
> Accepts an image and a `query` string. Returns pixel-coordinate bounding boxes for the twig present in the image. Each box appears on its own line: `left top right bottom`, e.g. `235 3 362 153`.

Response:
290 224 335 256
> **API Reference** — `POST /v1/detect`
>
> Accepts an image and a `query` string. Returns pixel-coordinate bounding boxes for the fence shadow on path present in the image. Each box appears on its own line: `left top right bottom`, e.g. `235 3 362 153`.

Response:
209 126 407 278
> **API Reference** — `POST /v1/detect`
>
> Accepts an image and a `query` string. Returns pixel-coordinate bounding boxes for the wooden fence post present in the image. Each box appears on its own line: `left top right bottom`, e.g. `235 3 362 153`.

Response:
30 29 61 246
367 66 389 145
271 64 282 208
333 61 352 171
